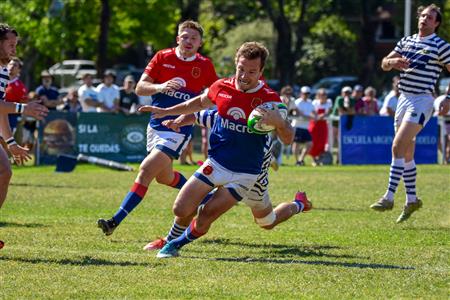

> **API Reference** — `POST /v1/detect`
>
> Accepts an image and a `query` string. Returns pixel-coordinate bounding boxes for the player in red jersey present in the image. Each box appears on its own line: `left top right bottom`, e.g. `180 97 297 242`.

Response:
139 42 295 258
97 20 218 236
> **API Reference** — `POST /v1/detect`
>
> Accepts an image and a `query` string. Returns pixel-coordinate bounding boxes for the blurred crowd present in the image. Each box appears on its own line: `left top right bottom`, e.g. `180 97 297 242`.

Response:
275 77 450 166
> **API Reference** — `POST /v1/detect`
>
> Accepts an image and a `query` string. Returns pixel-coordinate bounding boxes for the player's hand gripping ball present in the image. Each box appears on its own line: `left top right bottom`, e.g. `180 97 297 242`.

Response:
247 102 288 134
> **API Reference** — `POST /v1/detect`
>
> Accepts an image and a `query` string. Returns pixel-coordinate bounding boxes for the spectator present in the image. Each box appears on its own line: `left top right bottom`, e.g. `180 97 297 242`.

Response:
118 75 140 115
332 86 356 163
78 73 102 112
277 85 296 164
309 88 333 165
36 70 62 110
5 57 28 132
434 84 450 163
20 91 39 150
380 76 400 116
61 88 82 113
96 70 119 113
352 84 364 102
355 86 379 115
291 86 314 166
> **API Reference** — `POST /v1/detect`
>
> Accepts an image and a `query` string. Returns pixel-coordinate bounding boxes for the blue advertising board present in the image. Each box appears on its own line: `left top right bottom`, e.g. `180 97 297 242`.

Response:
339 116 438 164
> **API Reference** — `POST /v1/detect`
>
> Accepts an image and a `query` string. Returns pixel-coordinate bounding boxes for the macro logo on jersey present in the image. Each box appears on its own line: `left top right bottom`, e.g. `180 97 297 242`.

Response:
161 77 191 101
220 117 251 134
227 107 246 120
192 67 201 78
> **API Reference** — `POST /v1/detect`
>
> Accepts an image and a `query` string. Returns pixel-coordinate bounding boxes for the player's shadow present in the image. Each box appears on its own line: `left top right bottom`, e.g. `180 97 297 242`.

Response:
187 256 415 270
0 255 157 267
400 226 449 232
0 221 47 228
10 183 78 189
199 238 364 259
313 206 365 212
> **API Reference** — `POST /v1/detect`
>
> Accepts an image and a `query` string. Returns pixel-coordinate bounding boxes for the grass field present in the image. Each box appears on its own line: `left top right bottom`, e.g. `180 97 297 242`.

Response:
1 161 449 299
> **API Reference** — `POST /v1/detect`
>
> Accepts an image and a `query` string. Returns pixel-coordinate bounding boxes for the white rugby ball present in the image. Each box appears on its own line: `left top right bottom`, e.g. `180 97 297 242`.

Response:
247 102 288 134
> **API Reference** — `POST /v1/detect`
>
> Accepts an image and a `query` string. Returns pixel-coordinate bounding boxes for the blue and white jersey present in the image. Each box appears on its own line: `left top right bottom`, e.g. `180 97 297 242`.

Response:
195 109 272 196
394 33 450 95
0 66 9 101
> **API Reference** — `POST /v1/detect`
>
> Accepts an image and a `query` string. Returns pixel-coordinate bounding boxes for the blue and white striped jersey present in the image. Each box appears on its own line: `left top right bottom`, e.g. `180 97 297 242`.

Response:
0 66 10 101
195 109 272 196
394 33 450 95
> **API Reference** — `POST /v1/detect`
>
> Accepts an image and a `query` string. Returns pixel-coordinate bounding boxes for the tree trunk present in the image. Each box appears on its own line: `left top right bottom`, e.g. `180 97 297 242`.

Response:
97 0 110 76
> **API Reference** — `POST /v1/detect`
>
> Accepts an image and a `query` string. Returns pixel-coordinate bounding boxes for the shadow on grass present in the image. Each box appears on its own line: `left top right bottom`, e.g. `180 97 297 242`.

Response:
400 226 450 232
0 255 157 267
10 183 78 189
187 256 415 270
199 238 365 259
313 207 365 212
0 221 47 228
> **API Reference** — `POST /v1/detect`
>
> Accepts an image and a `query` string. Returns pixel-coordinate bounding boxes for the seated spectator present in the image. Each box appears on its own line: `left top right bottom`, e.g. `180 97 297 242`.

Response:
310 88 333 165
291 86 314 166
78 73 103 112
36 70 63 110
380 76 400 116
96 70 119 113
118 75 140 115
355 86 379 116
61 88 82 113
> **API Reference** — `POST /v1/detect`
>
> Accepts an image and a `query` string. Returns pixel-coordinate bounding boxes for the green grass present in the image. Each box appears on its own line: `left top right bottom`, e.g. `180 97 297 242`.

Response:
1 161 449 299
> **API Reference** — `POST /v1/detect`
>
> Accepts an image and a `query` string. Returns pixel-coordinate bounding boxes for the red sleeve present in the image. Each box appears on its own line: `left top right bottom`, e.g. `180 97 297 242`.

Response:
207 80 221 105
205 60 219 87
144 51 162 81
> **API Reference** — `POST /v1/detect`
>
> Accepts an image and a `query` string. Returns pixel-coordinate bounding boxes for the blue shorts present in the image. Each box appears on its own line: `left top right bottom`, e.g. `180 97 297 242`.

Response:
294 128 312 143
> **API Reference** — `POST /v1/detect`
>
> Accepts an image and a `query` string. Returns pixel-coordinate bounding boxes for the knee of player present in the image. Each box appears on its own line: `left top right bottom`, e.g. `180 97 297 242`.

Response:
0 164 12 180
254 211 277 229
172 202 190 218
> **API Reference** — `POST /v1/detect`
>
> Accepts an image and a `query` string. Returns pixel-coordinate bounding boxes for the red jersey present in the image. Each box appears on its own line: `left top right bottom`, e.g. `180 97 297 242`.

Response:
207 77 281 123
144 48 218 135
5 77 28 103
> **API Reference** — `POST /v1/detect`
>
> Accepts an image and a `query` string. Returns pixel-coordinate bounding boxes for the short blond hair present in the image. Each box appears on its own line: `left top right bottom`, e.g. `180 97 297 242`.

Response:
178 20 204 38
235 42 269 71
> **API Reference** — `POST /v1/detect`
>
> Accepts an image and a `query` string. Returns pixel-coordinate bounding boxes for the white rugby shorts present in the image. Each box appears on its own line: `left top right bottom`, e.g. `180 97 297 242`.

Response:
395 93 434 131
242 189 272 211
194 158 258 201
146 125 191 159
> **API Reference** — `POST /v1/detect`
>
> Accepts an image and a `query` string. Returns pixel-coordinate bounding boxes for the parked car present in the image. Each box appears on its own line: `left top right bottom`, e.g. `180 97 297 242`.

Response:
49 60 97 87
310 76 359 101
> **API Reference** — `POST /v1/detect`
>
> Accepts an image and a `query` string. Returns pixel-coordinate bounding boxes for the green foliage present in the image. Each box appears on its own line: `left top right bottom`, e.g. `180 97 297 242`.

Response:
1 163 449 298
206 20 276 77
297 15 359 84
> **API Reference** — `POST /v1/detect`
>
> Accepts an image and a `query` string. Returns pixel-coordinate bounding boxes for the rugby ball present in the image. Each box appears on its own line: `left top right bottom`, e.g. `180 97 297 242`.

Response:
247 102 288 134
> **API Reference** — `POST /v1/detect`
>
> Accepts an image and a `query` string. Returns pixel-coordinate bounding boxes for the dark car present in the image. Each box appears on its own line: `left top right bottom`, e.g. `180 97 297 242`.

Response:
310 76 359 101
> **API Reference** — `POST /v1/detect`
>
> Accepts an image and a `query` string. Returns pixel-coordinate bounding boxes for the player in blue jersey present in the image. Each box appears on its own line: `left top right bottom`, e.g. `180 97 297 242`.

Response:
0 24 48 249
97 20 218 236
139 42 306 258
142 109 312 251
371 4 450 223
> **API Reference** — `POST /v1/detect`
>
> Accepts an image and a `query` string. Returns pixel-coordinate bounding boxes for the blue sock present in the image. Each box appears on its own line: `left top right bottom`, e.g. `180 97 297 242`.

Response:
170 219 205 249
113 182 148 224
169 171 187 189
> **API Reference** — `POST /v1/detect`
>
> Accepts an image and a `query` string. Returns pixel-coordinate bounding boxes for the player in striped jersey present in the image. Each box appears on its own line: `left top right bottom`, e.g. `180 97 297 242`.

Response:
142 109 312 251
371 4 450 223
0 24 48 249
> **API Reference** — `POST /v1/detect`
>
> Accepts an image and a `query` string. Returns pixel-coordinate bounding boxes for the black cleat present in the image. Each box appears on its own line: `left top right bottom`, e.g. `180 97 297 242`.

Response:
97 218 117 236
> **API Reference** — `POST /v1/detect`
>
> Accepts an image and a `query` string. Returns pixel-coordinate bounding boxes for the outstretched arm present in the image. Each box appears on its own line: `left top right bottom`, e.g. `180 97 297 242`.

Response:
138 92 213 118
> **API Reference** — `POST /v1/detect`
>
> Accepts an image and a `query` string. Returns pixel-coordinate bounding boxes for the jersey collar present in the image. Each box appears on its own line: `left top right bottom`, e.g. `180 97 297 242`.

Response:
175 47 197 62
416 33 436 41
234 78 264 93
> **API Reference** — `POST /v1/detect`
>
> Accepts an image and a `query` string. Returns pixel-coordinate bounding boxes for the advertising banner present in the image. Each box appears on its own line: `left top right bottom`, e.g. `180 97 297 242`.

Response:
38 111 78 164
76 113 148 162
340 115 438 165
